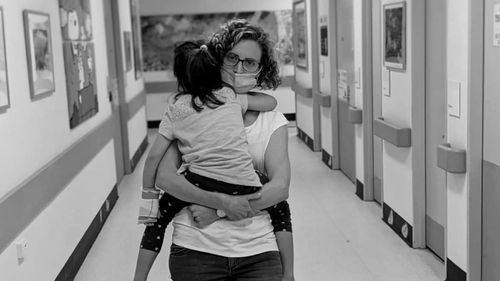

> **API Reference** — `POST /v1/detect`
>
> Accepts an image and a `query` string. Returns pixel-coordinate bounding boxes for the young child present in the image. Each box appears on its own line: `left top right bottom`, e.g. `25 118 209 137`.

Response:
136 40 293 279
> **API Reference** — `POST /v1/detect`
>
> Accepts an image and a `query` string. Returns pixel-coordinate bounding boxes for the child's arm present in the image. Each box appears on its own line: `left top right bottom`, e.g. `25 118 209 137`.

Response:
246 91 278 112
138 133 172 224
142 133 172 189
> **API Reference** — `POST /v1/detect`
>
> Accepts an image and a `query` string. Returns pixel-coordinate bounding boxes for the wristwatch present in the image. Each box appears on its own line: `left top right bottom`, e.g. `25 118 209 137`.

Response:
216 209 226 218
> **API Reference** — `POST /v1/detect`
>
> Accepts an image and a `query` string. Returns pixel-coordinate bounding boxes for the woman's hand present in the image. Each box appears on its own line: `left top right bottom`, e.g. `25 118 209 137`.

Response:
188 205 219 228
218 192 261 220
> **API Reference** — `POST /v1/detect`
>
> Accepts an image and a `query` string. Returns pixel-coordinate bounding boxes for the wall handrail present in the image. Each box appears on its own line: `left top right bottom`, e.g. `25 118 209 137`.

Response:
436 143 466 173
348 106 363 124
373 117 411 147
292 81 313 98
315 91 331 107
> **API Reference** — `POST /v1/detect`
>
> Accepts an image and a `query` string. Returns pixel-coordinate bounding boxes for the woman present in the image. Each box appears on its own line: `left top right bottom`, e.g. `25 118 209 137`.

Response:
133 19 294 281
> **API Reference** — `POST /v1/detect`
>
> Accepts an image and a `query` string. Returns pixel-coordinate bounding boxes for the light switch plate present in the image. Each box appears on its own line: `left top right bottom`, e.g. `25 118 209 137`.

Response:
448 80 461 118
382 68 391 97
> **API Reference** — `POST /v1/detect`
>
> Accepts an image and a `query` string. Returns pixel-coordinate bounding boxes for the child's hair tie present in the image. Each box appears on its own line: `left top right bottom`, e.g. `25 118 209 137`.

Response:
200 44 208 51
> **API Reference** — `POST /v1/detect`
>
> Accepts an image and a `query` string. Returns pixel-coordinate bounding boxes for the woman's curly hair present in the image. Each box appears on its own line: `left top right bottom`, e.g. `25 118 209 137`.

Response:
209 19 281 90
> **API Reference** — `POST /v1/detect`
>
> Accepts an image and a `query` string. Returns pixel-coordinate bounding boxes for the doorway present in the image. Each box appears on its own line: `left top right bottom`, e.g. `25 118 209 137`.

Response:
103 0 128 182
424 0 447 261
336 0 356 183
482 0 500 279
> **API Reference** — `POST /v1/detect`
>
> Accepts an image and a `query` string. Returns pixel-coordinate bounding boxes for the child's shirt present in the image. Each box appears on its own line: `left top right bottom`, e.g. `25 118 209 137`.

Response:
158 87 261 187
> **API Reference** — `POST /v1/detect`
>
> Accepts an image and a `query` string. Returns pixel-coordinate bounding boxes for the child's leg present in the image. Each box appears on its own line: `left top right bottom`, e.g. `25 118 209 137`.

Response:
134 193 189 281
265 201 294 279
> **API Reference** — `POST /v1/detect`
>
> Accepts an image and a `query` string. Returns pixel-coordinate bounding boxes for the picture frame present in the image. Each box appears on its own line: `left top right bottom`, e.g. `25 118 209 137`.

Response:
124 31 132 72
130 0 143 80
23 10 55 99
293 0 308 70
0 7 10 112
383 1 406 71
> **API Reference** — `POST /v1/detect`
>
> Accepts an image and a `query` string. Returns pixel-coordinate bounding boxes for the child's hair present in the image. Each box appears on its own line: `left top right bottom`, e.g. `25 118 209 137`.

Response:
173 40 224 112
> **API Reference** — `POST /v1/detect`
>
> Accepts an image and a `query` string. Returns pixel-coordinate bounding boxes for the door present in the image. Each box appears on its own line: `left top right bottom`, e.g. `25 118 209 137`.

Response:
482 0 500 279
425 0 447 261
372 0 383 204
336 0 356 183
103 0 126 182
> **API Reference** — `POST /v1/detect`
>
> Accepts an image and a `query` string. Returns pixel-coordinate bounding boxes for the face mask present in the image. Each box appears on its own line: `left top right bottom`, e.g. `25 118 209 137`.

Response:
221 68 258 94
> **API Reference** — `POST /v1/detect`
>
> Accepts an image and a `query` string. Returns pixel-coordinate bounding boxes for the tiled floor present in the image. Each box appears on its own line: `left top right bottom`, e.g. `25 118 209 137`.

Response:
75 128 445 281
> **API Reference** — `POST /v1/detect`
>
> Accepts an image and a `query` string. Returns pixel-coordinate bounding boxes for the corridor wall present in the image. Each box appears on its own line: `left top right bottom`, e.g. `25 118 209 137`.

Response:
140 0 296 124
374 0 426 248
118 0 148 170
0 0 146 279
445 0 470 276
294 0 317 150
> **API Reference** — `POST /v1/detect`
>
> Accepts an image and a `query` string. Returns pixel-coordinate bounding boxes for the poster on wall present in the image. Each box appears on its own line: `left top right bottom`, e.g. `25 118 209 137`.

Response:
494 4 500 47
320 25 328 56
59 0 99 129
383 1 406 71
293 0 308 69
141 10 293 81
23 10 55 100
130 0 143 80
0 7 10 112
124 31 132 72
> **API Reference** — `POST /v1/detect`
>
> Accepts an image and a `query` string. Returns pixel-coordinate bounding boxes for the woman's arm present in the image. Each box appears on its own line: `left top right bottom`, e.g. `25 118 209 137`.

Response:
249 125 291 210
246 92 277 111
155 141 260 220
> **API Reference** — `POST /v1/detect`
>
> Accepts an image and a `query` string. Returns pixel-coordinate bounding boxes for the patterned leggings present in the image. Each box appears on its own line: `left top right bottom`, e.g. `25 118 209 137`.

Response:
140 170 292 252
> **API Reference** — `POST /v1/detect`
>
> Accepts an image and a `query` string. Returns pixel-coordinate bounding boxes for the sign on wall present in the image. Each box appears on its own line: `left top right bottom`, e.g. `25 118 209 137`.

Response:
320 16 328 56
494 4 500 47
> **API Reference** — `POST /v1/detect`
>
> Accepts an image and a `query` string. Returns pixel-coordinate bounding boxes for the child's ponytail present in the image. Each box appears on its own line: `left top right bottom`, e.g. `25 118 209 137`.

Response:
174 41 224 112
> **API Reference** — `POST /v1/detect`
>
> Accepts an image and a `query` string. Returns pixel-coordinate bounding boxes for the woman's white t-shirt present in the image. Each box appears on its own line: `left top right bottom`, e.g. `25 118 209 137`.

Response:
171 111 289 257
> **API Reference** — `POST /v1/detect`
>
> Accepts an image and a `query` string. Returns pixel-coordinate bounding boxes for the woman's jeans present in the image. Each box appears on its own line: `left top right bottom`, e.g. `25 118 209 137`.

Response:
169 244 283 281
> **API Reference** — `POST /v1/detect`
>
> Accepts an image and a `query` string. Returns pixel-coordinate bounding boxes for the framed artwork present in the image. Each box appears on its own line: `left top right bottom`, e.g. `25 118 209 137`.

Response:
59 0 98 129
141 10 293 80
63 42 98 129
383 1 406 71
124 31 132 72
130 0 143 79
23 10 55 99
59 0 92 41
0 7 10 111
293 0 308 70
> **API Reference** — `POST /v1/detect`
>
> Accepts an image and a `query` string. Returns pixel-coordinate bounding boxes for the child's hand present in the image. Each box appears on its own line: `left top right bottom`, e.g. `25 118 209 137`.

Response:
188 205 219 228
138 188 161 224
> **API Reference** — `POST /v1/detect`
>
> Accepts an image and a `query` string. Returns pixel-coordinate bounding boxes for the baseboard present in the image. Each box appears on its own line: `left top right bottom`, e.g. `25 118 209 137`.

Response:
55 185 119 281
297 127 314 151
284 113 296 121
382 202 413 247
321 149 333 169
446 258 466 281
130 136 148 172
355 179 364 200
148 120 160 128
